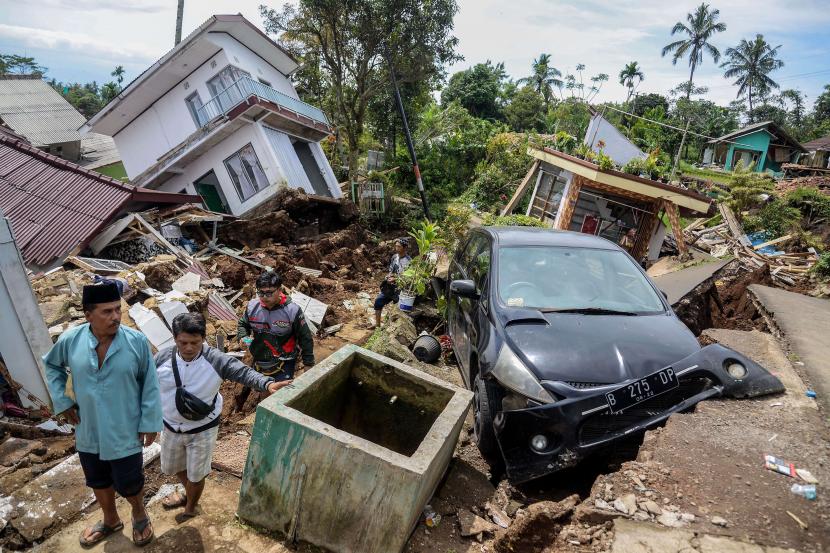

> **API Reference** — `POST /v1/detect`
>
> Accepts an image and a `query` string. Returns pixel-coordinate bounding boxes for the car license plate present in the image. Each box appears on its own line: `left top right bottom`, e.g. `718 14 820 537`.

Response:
605 367 678 414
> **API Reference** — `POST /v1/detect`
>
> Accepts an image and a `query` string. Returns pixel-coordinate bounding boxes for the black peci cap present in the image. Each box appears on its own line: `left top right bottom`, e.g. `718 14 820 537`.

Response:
82 281 121 305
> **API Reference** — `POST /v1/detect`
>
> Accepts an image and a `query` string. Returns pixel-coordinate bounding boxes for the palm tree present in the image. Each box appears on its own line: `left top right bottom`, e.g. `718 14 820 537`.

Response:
661 3 726 100
721 35 784 122
618 61 644 103
111 65 125 89
518 53 562 104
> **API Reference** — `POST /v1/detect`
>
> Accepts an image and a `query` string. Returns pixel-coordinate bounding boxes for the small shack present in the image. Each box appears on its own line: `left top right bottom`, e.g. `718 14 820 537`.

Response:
703 121 806 175
801 134 830 169
503 145 712 260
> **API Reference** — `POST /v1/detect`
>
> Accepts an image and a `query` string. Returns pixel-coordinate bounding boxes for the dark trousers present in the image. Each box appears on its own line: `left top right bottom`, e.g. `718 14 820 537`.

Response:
78 451 144 497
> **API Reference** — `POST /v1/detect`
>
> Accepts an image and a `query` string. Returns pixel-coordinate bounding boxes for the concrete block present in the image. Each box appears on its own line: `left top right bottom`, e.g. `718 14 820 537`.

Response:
238 344 473 553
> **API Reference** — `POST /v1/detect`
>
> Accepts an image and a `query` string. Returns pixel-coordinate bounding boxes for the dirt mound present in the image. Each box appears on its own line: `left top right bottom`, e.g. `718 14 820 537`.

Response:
218 209 298 249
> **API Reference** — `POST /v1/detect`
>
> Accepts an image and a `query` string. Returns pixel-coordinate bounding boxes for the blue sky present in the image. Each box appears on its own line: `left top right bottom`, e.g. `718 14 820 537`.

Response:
1 0 829 108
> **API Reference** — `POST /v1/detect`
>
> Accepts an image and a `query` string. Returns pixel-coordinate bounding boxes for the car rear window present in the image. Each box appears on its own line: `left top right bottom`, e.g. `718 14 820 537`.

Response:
497 246 665 313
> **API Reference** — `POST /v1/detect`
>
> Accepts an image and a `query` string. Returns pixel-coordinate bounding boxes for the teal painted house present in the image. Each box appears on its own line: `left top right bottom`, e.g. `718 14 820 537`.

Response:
704 121 806 175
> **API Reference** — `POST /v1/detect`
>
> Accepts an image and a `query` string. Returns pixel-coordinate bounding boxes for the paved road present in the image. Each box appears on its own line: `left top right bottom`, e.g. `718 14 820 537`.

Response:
651 259 730 305
749 284 830 414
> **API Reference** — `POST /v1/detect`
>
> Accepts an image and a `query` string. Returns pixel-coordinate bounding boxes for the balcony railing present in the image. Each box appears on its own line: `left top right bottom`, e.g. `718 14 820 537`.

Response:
195 76 329 129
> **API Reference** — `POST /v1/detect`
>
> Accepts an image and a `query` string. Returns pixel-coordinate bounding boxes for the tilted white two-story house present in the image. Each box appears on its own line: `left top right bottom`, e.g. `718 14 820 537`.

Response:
82 14 341 216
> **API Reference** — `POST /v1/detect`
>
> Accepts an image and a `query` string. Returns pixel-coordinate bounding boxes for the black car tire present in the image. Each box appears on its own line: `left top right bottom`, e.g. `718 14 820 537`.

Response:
473 375 503 465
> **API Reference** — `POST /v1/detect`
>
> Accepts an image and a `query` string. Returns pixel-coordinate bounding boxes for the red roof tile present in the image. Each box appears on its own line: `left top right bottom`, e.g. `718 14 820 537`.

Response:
0 133 200 269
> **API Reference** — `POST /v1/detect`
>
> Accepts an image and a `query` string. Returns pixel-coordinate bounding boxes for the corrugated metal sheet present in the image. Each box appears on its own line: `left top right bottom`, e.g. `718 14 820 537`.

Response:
0 77 86 146
79 132 121 169
0 132 199 270
262 125 314 193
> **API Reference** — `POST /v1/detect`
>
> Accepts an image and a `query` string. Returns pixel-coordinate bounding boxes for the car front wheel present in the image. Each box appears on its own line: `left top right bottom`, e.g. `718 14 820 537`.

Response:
473 375 503 465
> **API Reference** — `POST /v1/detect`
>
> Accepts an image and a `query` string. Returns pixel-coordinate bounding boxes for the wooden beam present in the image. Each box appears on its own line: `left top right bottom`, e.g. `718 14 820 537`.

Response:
501 159 541 216
718 203 751 247
556 175 583 230
752 234 793 250
663 200 688 256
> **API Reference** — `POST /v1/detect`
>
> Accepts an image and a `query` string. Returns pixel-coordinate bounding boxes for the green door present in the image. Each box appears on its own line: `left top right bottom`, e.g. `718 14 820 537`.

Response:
194 171 229 213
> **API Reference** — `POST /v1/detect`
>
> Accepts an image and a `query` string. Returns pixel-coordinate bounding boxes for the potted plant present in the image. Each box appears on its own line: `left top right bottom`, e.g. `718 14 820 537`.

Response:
396 220 439 312
573 143 591 160
553 131 577 155
596 151 615 171
622 157 646 176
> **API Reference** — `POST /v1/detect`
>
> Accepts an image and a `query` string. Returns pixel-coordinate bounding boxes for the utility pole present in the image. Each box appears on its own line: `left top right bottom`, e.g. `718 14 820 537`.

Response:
670 119 690 183
388 59 431 221
175 0 185 45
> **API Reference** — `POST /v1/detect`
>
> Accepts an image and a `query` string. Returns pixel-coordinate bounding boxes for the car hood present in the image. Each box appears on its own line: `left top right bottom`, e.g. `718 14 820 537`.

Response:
502 311 700 386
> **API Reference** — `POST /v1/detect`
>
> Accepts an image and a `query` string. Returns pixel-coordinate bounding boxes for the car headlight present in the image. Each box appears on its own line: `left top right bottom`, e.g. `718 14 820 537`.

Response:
491 345 555 404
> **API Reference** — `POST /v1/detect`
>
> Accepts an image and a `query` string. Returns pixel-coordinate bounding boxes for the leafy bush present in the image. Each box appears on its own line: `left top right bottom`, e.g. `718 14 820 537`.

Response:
439 203 475 254
464 132 553 210
622 157 646 176
553 131 577 154
596 151 615 171
784 187 830 220
741 199 801 237
717 161 775 220
398 220 440 296
813 252 830 278
481 213 546 227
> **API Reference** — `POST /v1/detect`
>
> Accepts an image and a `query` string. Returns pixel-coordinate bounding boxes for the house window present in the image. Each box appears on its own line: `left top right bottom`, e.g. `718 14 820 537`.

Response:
207 65 251 112
185 92 205 127
223 143 269 202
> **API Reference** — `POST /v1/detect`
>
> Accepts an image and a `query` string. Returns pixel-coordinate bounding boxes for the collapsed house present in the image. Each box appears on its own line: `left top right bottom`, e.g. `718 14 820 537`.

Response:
0 75 120 169
703 120 806 175
81 14 341 217
503 114 712 261
0 128 199 273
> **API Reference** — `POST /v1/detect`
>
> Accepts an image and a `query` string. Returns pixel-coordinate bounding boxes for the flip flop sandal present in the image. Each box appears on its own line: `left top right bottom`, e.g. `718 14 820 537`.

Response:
132 517 154 547
79 520 124 548
162 491 187 509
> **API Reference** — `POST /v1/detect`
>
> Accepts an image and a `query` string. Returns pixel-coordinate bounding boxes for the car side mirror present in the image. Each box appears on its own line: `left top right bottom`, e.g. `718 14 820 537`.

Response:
451 279 479 299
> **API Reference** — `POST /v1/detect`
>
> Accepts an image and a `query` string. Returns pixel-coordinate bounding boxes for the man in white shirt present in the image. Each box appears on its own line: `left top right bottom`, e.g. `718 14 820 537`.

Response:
155 313 290 520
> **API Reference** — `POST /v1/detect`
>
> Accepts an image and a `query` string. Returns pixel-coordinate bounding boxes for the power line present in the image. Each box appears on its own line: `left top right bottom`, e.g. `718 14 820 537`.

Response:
600 104 759 148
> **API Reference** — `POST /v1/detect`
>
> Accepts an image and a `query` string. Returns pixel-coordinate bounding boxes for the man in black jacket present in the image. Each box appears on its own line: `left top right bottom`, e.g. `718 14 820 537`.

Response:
155 313 291 520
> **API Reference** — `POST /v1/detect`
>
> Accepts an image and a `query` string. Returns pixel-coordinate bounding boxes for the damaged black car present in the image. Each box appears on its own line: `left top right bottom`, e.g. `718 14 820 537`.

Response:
446 227 783 483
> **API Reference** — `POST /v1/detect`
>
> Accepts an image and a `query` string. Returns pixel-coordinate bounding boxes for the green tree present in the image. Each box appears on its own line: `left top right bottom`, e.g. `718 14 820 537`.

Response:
111 65 125 88
630 92 669 117
441 61 507 120
517 53 562 104
720 34 784 121
101 82 120 104
563 64 608 102
548 97 592 136
813 84 830 123
661 3 726 100
0 54 47 76
778 89 806 129
719 160 775 221
618 61 644 103
503 86 546 132
260 0 461 180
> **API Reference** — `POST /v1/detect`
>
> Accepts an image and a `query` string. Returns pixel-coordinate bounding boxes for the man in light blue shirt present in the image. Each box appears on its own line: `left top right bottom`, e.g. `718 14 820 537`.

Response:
43 281 162 548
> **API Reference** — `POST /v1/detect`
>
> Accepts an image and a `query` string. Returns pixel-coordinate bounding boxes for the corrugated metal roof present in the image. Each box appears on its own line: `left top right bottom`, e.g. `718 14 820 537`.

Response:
803 134 830 151
0 77 86 146
0 131 200 270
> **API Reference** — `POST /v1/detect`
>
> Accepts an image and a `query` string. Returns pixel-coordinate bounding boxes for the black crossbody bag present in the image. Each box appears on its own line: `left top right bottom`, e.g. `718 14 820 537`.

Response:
171 349 217 421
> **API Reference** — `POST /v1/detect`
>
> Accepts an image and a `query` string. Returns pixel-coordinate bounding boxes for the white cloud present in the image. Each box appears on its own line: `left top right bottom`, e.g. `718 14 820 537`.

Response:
450 0 830 105
0 24 157 63
31 0 166 12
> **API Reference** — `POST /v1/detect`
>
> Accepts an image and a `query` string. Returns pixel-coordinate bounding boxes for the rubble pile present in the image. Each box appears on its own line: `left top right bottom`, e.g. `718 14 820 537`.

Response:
776 175 830 194
684 204 820 287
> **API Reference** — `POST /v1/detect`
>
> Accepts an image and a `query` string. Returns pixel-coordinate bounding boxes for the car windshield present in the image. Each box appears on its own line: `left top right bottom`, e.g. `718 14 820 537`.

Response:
497 246 665 314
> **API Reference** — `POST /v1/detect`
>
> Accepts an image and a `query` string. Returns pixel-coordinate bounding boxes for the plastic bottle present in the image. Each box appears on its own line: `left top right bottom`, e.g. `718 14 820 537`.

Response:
791 483 817 500
423 505 441 527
